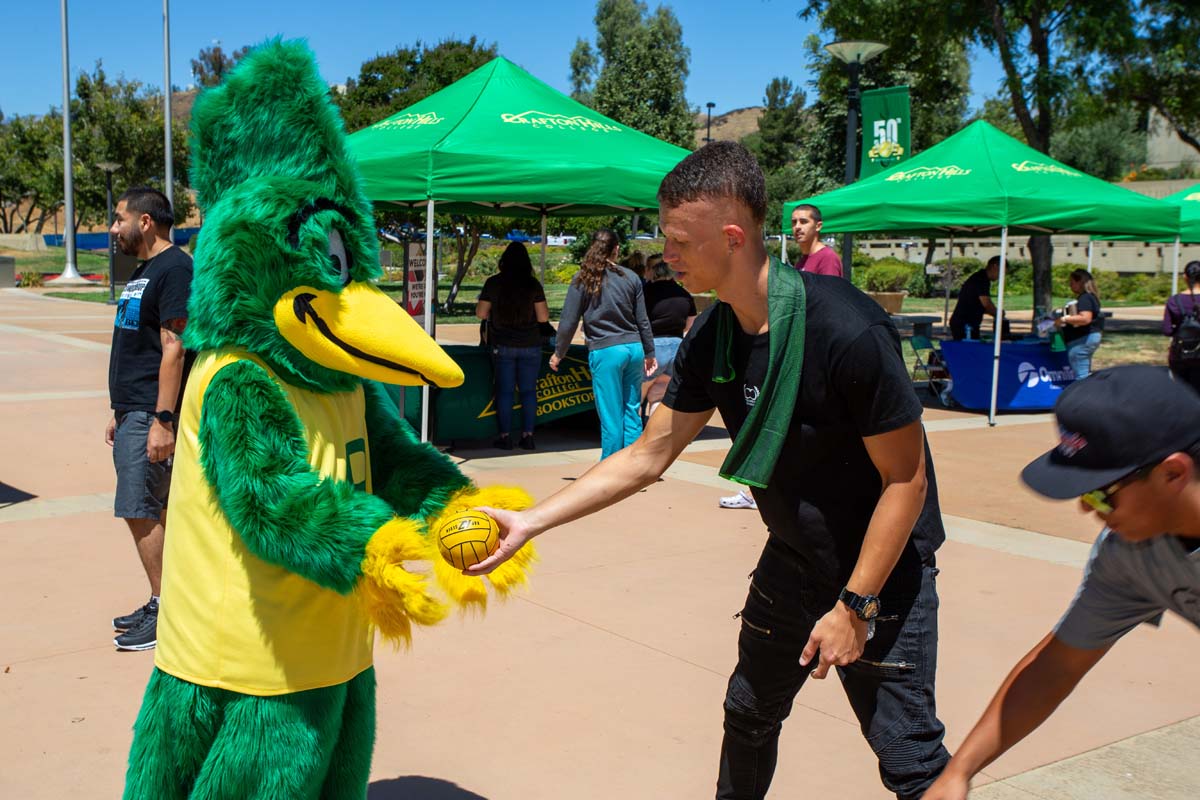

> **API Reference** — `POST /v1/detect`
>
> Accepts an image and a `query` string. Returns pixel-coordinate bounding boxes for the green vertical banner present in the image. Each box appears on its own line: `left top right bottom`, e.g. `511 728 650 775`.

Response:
860 86 911 178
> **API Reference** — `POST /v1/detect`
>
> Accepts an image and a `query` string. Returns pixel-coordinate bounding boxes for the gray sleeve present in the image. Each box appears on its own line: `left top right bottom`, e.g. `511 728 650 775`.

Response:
634 279 654 353
555 282 584 359
1054 533 1166 650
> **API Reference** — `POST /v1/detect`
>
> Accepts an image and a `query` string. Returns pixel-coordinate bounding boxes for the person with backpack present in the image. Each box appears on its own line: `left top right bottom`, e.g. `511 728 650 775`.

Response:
1163 260 1200 394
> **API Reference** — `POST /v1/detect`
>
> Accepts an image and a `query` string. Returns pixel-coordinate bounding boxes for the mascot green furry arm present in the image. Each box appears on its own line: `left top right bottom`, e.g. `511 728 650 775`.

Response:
121 39 535 800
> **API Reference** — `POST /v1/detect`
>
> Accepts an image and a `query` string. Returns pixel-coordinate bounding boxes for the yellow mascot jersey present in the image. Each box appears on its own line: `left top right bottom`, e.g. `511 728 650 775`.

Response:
156 349 376 695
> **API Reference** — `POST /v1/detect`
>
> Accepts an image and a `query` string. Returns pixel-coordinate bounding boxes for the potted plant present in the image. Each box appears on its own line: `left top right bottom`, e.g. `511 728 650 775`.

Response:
863 263 910 314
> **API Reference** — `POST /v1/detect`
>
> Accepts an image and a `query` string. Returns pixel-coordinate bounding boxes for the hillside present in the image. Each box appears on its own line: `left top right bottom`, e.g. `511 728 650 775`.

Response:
693 106 763 147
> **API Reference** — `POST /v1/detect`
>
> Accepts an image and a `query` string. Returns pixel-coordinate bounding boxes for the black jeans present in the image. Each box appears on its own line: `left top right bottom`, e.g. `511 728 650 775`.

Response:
716 537 949 800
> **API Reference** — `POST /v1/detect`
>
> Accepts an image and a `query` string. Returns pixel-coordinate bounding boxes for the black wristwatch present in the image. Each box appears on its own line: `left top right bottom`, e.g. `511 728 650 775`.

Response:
155 409 176 425
838 587 881 621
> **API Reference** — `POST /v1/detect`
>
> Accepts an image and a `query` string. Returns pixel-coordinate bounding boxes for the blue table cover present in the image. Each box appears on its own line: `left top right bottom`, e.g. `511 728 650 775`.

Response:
939 339 1075 411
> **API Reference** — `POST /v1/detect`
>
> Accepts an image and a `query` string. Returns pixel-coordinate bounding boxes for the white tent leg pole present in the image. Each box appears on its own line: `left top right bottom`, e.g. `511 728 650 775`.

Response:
1087 240 1093 271
944 237 953 327
989 227 1009 427
421 199 435 443
781 234 787 264
540 213 548 282
1172 236 1181 296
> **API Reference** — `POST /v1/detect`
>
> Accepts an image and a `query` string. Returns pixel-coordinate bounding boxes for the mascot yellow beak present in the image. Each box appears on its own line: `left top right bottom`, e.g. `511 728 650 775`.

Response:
275 282 464 387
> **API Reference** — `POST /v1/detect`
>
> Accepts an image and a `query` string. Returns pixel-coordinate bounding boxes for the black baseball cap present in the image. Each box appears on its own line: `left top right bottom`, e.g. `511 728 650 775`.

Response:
1021 365 1200 499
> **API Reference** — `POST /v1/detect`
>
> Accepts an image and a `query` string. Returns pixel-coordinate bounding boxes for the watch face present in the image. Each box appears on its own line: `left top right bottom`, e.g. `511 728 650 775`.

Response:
862 598 881 620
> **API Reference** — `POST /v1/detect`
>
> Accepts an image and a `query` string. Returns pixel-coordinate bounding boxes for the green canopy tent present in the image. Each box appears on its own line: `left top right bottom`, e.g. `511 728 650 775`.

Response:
1089 182 1200 295
346 56 689 439
783 120 1180 424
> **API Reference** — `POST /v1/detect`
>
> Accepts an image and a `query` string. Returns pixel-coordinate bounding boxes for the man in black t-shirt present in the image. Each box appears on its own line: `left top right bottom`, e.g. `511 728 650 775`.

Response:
105 187 193 652
949 256 1000 340
468 143 949 799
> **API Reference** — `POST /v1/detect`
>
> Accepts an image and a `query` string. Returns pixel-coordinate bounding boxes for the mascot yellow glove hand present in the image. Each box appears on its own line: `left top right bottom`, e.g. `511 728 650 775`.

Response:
358 518 449 646
429 485 538 609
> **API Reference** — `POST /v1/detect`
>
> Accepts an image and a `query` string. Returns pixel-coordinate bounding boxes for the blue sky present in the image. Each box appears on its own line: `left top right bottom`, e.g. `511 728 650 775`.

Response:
1 0 1006 119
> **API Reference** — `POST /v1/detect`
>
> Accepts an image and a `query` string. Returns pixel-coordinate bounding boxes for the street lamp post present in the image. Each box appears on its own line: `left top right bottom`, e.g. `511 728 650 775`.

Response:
98 162 121 304
704 101 715 143
824 40 888 283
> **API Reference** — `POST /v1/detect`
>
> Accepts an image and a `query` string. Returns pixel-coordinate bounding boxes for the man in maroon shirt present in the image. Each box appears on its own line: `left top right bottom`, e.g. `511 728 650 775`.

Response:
791 204 843 277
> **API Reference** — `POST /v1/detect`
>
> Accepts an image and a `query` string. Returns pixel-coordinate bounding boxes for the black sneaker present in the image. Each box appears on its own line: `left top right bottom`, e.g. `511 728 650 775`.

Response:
493 435 513 450
114 606 158 651
518 434 535 451
113 600 157 632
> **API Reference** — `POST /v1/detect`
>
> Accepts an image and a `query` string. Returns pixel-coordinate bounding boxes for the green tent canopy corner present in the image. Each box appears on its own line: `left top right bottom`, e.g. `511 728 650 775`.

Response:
781 120 1180 426
346 56 691 217
1090 182 1200 295
782 120 1178 239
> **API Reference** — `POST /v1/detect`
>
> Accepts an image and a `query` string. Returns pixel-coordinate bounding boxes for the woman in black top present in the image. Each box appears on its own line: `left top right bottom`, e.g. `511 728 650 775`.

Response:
640 255 696 416
476 242 549 450
1056 268 1102 380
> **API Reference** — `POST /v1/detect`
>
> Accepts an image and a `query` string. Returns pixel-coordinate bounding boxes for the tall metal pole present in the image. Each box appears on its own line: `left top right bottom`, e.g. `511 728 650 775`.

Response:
53 0 83 283
162 0 174 222
705 102 715 143
841 60 862 284
105 169 116 304
421 199 435 442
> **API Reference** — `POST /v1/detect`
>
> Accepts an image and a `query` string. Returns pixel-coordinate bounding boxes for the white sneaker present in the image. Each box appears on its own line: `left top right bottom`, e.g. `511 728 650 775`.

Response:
719 490 757 509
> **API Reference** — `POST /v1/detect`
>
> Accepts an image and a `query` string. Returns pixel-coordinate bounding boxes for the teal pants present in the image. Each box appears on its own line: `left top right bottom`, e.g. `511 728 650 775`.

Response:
123 666 376 800
589 342 645 459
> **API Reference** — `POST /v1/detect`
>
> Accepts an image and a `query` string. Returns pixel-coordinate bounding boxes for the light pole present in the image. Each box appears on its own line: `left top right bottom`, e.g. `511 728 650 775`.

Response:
824 40 888 283
704 101 715 143
98 162 121 304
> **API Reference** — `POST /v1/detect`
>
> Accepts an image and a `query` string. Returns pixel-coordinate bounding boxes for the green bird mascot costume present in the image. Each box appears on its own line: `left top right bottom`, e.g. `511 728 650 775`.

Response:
122 40 536 799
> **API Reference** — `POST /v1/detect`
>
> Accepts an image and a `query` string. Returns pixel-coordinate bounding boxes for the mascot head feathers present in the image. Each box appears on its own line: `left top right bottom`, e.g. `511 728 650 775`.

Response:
185 39 463 393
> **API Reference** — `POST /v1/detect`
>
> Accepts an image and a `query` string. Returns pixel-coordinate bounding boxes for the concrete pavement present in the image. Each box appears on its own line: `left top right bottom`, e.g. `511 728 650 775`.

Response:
1 288 1196 799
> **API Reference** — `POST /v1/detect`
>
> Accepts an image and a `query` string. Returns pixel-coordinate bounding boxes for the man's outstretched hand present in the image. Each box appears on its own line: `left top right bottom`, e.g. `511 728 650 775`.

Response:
465 506 536 576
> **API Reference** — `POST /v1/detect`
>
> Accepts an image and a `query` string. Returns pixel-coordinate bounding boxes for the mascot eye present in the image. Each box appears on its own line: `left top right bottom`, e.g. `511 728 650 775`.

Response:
327 229 351 286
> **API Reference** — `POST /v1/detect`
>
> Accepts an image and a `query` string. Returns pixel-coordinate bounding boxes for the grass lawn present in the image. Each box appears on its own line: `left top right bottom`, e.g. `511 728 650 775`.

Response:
44 291 113 304
2 248 110 275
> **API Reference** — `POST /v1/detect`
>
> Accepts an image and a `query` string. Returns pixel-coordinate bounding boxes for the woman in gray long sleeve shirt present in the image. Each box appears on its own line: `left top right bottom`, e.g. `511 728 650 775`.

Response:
551 229 656 459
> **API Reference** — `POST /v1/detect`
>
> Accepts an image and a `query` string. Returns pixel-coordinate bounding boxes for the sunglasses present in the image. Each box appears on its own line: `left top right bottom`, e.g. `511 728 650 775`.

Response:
1080 463 1158 513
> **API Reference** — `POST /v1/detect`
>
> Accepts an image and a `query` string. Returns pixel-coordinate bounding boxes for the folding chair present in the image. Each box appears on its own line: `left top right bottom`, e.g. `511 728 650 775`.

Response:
910 334 950 398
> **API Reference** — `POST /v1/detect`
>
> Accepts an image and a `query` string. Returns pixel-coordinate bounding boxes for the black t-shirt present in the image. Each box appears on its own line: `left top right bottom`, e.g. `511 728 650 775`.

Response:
664 272 945 595
950 269 992 333
108 246 193 412
479 274 547 348
1062 292 1101 344
643 279 696 338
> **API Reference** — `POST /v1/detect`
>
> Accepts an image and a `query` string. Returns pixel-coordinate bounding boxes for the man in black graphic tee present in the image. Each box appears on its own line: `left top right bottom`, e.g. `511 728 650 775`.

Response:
105 187 193 652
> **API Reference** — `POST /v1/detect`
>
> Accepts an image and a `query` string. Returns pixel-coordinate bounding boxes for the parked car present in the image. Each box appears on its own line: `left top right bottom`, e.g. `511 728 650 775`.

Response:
546 235 578 246
505 229 536 243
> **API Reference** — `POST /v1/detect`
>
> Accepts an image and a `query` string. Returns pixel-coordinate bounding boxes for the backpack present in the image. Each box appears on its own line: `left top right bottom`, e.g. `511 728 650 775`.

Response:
1169 293 1200 364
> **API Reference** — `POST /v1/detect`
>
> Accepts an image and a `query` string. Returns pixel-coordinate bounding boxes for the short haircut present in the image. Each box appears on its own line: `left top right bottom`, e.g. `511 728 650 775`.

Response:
118 187 175 229
657 141 767 226
791 204 822 223
986 256 1001 270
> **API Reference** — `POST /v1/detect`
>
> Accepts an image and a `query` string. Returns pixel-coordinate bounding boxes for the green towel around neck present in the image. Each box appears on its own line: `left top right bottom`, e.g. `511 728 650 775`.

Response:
713 256 806 489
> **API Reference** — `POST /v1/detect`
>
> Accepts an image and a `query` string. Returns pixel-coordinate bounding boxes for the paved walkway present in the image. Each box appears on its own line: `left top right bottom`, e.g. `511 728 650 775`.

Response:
1 289 1196 799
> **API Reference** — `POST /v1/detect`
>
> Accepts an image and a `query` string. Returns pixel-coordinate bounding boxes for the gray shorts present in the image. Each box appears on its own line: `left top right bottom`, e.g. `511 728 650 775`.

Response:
113 410 172 520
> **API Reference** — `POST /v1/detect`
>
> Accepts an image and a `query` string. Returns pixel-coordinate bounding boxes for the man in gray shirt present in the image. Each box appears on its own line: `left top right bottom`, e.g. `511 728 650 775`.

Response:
924 365 1200 800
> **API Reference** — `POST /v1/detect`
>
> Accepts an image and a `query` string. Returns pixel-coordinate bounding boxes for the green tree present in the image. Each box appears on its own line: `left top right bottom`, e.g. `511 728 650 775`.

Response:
756 77 807 172
576 1 695 149
801 0 1137 314
70 63 193 228
0 111 63 234
335 38 497 134
1050 108 1146 181
336 38 499 308
1111 1 1200 155
0 63 191 235
190 44 249 88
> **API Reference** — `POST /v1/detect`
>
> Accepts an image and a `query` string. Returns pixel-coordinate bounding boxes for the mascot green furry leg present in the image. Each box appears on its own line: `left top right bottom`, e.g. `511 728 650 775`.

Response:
122 39 536 799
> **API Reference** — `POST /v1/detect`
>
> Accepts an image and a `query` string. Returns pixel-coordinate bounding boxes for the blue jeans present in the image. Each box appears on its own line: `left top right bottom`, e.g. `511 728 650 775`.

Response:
492 345 541 436
716 537 949 800
1066 331 1102 380
588 342 644 459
